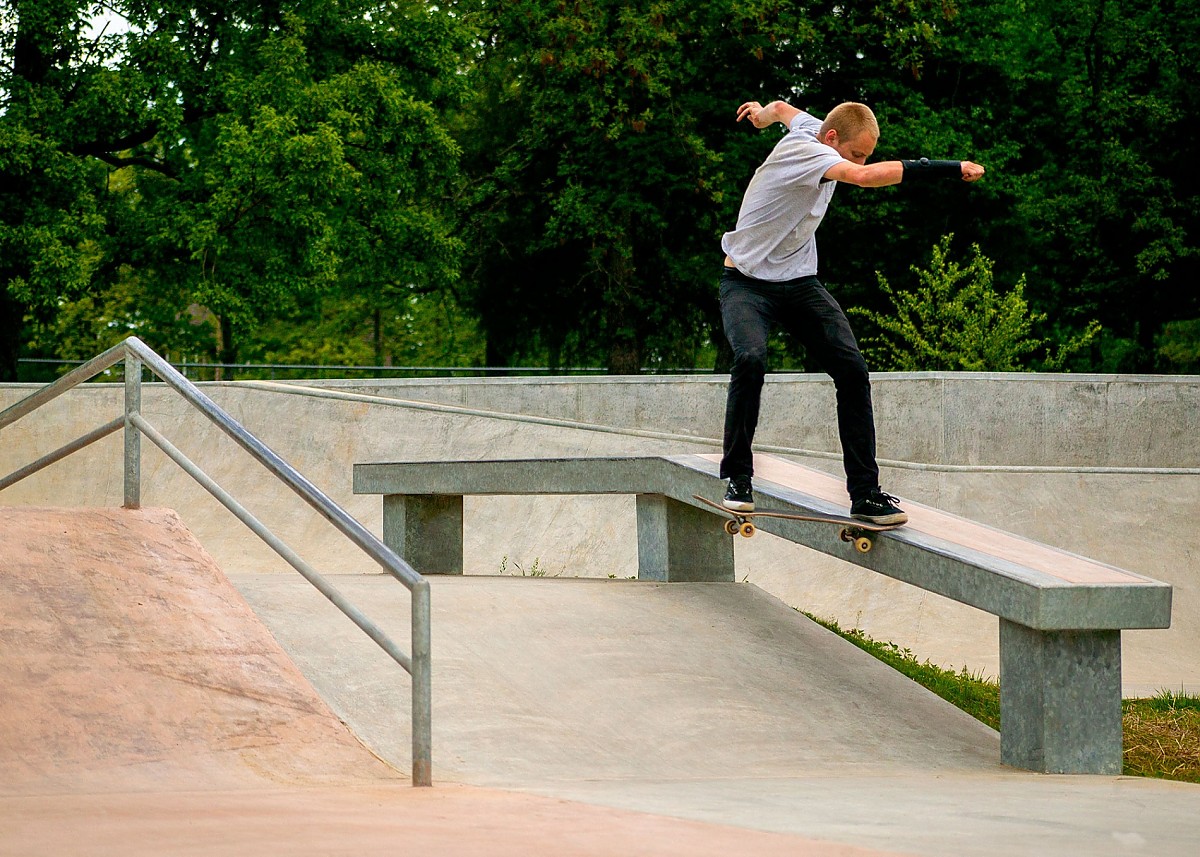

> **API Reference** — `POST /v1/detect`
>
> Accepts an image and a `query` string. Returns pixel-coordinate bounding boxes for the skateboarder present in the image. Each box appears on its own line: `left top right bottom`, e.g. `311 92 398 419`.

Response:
719 99 985 523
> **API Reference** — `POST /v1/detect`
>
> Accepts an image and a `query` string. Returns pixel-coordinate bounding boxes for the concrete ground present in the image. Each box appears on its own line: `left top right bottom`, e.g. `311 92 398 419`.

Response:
2 786 903 857
4 505 1194 857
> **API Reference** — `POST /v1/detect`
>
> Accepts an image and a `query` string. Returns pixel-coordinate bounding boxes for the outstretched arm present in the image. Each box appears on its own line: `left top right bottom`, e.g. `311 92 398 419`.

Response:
825 159 986 187
736 100 802 129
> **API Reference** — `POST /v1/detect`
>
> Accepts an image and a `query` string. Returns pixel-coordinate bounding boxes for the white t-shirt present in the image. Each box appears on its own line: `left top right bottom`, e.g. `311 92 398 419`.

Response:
720 112 847 281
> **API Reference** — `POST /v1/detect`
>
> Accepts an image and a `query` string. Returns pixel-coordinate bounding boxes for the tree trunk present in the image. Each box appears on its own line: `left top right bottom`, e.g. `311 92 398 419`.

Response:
373 306 384 367
217 315 237 381
0 291 24 382
605 242 642 375
608 338 641 375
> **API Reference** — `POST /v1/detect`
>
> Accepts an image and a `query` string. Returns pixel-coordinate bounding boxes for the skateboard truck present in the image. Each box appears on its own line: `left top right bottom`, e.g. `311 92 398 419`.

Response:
694 495 897 553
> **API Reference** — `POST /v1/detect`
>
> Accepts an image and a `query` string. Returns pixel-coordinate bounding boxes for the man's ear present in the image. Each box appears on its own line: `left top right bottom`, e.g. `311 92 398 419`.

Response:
821 128 839 146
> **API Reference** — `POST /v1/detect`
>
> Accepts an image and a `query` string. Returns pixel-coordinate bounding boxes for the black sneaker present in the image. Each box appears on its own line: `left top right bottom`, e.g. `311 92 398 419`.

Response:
851 490 908 525
722 475 754 512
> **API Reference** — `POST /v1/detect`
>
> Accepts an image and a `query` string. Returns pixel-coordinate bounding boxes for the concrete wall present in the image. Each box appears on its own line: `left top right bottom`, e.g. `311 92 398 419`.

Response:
2 372 1197 696
300 372 1200 467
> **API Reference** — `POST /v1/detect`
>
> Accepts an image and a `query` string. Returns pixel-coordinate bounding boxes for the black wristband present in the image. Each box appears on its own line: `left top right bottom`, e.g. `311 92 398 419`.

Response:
901 158 962 181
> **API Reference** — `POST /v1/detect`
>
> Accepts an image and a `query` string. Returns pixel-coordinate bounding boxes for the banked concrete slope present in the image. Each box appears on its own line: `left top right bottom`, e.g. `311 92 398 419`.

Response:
236 574 1002 785
235 572 1200 857
0 505 398 796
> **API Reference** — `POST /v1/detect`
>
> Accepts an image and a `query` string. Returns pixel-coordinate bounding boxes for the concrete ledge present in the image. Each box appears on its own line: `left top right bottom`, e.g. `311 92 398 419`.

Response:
354 454 1172 632
354 452 1174 775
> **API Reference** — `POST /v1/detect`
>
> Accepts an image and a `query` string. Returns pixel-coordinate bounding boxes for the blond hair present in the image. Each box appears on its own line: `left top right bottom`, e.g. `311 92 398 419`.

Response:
820 102 880 143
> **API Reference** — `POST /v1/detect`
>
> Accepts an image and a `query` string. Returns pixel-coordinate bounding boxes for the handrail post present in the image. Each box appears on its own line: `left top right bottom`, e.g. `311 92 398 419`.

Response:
124 351 141 509
411 578 432 786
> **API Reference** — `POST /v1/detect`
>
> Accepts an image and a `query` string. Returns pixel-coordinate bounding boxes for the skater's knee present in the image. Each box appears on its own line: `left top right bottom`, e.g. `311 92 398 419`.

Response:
729 350 768 384
830 355 870 390
731 349 768 380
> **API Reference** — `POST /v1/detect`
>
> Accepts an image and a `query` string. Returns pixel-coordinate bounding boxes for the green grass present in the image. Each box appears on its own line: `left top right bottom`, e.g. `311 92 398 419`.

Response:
498 555 551 577
1122 692 1200 782
804 612 1200 783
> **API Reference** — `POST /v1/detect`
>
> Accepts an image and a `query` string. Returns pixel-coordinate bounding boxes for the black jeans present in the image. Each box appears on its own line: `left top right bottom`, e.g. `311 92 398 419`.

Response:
718 266 880 501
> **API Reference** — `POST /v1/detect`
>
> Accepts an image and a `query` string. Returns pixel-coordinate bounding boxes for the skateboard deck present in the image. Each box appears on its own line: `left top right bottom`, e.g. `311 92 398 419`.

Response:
692 494 901 553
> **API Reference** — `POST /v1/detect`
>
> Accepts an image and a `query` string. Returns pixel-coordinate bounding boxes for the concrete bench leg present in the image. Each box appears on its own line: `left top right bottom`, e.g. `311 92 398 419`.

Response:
999 619 1122 774
383 494 464 575
635 494 734 582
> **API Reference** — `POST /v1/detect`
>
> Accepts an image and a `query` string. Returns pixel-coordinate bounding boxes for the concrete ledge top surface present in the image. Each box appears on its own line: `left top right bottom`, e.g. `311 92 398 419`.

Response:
353 453 1172 632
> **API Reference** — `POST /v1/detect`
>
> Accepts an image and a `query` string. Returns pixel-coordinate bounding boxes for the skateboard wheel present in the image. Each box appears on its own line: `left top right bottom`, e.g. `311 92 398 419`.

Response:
724 519 740 536
839 527 853 543
854 536 872 553
739 522 756 538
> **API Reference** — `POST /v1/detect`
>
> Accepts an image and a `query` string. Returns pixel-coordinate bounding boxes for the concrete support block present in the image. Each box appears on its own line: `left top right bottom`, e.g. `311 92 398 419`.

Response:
999 619 1122 774
636 494 734 583
383 494 464 576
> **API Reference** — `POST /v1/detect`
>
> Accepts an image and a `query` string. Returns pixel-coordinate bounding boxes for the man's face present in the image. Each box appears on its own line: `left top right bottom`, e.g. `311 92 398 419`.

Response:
824 130 877 165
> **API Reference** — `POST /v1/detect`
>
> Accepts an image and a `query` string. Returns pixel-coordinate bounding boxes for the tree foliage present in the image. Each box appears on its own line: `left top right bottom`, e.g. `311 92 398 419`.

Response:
852 235 1100 371
1 1 467 379
1156 320 1200 375
455 0 1024 373
924 0 1199 370
3 0 1199 377
457 0 761 372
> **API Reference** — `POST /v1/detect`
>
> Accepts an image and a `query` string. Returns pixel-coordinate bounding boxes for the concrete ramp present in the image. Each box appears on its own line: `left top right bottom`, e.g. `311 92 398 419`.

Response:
232 574 1200 857
234 574 1002 786
0 506 397 796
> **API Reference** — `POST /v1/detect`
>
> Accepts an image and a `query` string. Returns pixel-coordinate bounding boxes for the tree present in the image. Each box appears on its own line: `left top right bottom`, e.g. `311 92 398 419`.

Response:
914 0 1200 371
457 0 1005 374
851 235 1099 371
1 1 467 378
247 286 486 374
1156 319 1200 374
457 1 814 372
1 2 128 378
12 1 1196 377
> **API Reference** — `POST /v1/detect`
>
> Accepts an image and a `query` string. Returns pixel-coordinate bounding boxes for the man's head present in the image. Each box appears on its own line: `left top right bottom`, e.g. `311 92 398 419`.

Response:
819 102 879 165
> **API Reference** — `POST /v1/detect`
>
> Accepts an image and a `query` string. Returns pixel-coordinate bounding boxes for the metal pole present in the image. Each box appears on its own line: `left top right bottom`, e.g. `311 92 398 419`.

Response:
411 578 433 786
124 351 141 509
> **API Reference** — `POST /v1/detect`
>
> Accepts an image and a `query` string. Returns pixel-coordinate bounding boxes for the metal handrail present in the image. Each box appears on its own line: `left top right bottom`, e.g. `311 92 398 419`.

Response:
0 336 432 786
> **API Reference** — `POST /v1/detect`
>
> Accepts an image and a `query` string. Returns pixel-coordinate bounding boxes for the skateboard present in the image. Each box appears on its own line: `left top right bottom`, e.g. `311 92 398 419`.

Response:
692 494 901 553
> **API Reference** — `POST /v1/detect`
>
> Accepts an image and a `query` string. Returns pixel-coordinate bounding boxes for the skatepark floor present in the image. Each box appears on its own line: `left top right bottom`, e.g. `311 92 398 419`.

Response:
2 507 1198 856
